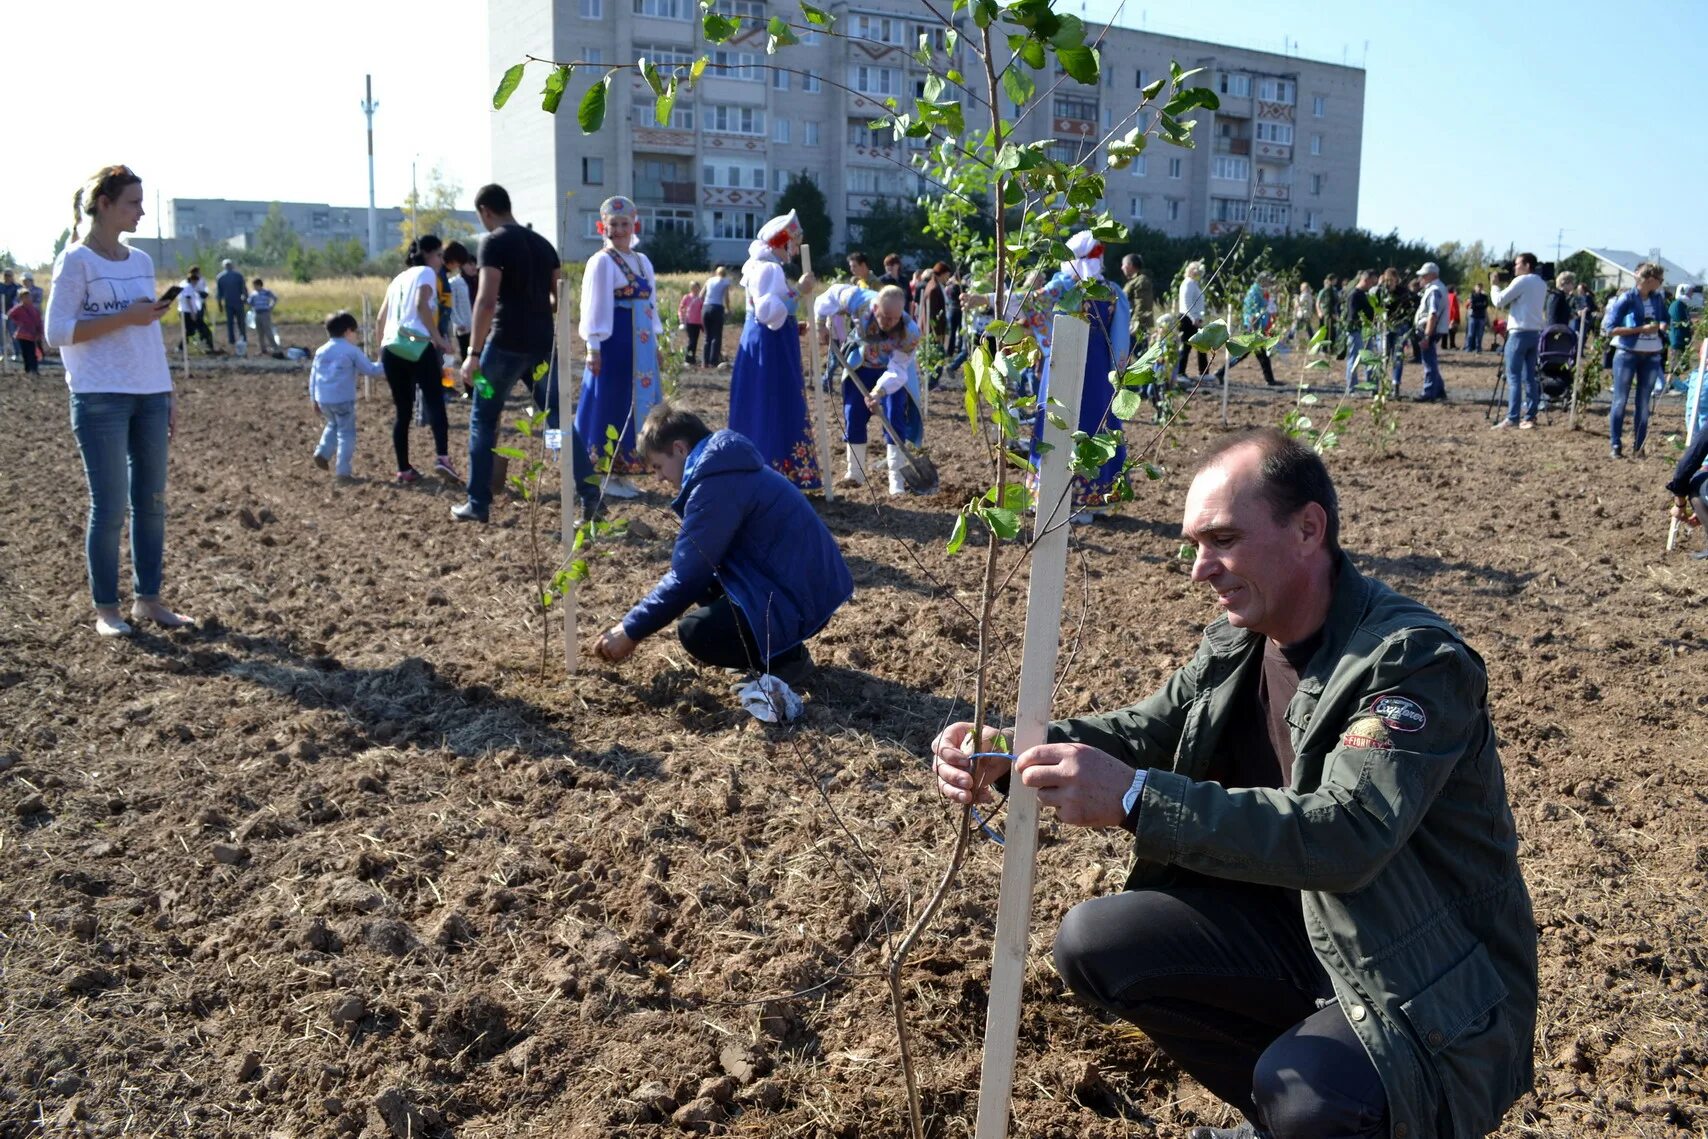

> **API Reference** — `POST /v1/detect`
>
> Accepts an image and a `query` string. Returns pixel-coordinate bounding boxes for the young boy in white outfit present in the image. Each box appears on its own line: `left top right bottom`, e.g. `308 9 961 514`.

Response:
310 311 384 479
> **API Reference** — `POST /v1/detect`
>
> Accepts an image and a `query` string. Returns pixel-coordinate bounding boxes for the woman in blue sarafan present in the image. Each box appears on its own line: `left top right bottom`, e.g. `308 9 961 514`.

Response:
1026 230 1132 520
812 282 923 492
728 210 822 491
575 195 664 498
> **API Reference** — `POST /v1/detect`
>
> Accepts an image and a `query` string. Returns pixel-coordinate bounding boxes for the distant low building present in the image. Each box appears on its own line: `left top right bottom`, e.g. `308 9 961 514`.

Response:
1575 247 1704 295
158 198 479 256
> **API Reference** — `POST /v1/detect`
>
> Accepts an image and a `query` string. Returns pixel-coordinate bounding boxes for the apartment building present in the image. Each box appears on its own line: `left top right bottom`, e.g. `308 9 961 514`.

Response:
490 0 1365 264
161 199 478 254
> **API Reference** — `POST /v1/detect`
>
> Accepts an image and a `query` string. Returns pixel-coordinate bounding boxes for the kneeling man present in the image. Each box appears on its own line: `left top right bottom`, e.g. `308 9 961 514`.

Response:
595 404 852 681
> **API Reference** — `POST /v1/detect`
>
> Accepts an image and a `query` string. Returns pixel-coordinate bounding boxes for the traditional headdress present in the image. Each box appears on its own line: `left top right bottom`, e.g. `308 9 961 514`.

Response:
595 196 641 239
747 210 803 260
1061 230 1106 282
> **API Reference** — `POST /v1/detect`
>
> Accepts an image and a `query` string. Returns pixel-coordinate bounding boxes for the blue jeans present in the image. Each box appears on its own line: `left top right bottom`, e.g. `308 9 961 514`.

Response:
1466 315 1485 352
1609 351 1661 454
1344 327 1370 392
1418 334 1445 399
69 391 172 607
1503 330 1541 424
1383 330 1407 390
314 399 358 477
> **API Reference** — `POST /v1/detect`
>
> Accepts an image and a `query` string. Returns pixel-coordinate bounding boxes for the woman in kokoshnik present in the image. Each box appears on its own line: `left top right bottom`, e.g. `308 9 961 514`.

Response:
576 195 664 498
1023 230 1132 520
727 209 822 491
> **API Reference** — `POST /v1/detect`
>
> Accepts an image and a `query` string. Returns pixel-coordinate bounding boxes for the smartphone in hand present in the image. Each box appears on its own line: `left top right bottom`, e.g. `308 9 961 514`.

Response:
157 284 183 305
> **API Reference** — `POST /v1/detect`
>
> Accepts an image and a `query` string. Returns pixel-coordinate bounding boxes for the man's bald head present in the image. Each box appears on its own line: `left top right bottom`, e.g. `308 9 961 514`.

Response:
1193 429 1341 556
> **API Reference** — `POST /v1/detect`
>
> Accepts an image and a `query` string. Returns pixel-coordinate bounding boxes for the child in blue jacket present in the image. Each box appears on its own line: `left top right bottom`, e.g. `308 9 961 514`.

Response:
594 404 853 681
309 311 384 478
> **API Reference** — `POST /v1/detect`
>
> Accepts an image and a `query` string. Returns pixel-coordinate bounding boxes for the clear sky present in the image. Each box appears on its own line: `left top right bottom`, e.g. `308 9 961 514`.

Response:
4 1 1704 274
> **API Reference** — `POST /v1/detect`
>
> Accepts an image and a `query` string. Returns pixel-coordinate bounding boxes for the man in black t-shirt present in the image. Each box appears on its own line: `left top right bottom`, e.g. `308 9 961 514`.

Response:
454 183 588 523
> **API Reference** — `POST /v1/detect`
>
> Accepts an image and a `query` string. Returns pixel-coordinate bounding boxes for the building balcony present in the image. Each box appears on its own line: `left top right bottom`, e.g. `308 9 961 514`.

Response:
1053 116 1098 138
1215 137 1252 156
702 186 768 209
1253 141 1293 162
1253 183 1291 202
846 191 912 214
635 180 698 206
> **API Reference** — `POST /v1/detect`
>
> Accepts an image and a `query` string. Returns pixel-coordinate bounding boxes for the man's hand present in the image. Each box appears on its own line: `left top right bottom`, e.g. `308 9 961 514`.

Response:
864 393 881 413
798 271 818 295
460 353 479 387
594 624 636 662
1012 743 1135 828
588 349 601 378
138 300 170 325
931 722 1012 805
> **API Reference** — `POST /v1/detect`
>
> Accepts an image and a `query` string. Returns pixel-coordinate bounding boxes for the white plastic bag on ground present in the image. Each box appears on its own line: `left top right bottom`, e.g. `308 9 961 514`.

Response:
737 675 803 722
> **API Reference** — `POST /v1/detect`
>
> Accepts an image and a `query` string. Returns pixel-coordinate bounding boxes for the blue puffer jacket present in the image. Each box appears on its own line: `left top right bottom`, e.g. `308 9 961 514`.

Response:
622 430 852 654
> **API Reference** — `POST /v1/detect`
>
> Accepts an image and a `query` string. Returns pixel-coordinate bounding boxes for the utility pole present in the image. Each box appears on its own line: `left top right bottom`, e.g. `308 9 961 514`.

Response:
410 158 419 243
361 75 380 258
1555 228 1565 264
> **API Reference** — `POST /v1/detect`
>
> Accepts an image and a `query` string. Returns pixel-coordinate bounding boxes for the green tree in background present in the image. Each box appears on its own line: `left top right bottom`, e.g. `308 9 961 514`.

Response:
775 172 832 258
321 237 368 277
398 166 474 253
255 203 302 266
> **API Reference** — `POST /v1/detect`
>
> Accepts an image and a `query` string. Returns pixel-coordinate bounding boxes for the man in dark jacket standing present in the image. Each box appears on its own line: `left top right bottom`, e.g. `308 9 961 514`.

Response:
595 404 853 680
215 259 247 352
933 428 1537 1139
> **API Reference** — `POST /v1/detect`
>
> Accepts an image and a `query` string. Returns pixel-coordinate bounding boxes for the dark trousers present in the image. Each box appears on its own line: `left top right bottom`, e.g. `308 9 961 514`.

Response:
223 306 244 345
677 583 807 673
1176 315 1211 377
185 310 215 351
382 345 448 471
685 323 701 362
701 304 725 366
1054 878 1388 1139
18 339 39 373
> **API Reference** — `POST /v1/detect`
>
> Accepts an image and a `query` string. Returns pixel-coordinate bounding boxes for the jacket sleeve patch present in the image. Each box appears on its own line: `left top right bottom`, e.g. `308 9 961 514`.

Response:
1340 715 1393 751
1368 693 1427 732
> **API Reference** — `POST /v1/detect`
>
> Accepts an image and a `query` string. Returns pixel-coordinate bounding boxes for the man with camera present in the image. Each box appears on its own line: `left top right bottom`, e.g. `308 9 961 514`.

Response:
1489 254 1547 429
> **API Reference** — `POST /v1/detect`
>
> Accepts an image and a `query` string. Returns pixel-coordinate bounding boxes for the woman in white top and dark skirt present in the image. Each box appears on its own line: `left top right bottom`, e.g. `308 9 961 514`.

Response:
45 165 193 637
375 236 459 483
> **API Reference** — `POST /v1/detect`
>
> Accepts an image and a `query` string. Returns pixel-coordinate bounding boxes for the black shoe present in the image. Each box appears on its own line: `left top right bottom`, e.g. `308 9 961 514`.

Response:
451 500 489 523
1610 446 1624 459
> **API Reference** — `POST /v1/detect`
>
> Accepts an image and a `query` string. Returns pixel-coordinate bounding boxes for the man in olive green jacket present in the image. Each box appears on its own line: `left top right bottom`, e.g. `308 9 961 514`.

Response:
935 429 1536 1139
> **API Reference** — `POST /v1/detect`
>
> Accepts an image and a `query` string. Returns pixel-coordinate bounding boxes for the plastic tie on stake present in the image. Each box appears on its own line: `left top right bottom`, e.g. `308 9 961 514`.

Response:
965 752 1018 846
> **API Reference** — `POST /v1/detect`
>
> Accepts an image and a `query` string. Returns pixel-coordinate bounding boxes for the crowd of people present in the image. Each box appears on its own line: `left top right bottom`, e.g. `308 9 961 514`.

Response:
29 157 1708 1139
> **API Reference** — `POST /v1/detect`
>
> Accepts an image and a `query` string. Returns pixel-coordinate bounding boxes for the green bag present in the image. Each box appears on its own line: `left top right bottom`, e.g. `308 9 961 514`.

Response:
386 325 432 362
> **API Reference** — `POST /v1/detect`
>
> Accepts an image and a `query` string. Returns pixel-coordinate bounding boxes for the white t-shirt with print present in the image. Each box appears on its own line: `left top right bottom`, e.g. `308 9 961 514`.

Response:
384 265 439 341
44 244 173 395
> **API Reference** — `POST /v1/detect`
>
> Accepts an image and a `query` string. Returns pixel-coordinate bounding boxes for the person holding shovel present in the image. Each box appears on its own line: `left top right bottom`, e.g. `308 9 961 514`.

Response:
814 283 922 492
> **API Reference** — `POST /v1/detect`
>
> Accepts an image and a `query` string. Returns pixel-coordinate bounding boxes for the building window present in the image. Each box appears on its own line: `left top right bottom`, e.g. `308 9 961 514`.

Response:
1310 134 1322 156
772 69 789 91
1047 140 1085 164
1310 172 1323 196
1218 72 1251 97
709 50 760 81
640 206 696 234
644 103 695 130
1211 156 1249 181
702 160 765 189
1168 157 1182 179
805 121 820 146
635 157 694 203
582 157 604 185
1212 198 1247 224
1053 94 1098 122
1257 78 1294 104
850 66 900 96
1134 67 1145 89
1304 210 1319 232
633 0 689 17
582 211 602 238
848 120 889 148
1129 154 1147 177
850 14 905 43
1250 202 1288 227
707 104 765 135
1255 122 1293 145
584 48 603 65
1166 199 1181 222
1129 196 1143 219
579 0 601 15
708 210 764 240
773 118 790 143
803 70 821 92
1312 94 1326 118
636 43 694 68
712 0 766 15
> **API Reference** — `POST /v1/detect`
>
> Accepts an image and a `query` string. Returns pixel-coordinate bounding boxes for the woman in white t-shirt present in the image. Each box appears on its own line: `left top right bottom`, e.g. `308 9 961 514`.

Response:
44 164 192 637
1175 260 1210 378
374 235 458 483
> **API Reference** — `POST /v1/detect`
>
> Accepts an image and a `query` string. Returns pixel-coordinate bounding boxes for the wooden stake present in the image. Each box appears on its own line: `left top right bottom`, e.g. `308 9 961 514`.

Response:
973 313 1088 1139
180 315 189 383
1220 300 1234 426
798 245 835 500
557 276 579 674
361 293 374 400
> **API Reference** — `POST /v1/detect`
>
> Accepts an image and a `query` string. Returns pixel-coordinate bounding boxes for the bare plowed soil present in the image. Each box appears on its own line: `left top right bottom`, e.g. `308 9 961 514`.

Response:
2 349 1704 1138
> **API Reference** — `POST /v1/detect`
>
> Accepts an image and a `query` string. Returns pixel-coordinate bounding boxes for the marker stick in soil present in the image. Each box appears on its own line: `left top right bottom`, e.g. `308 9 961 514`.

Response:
361 294 373 400
973 313 1089 1139
798 245 835 501
557 277 578 674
